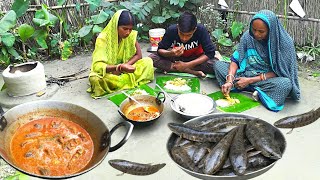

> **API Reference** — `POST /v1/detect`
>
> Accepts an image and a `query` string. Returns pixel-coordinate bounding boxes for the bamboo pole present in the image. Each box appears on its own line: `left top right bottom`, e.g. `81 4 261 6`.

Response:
26 3 90 12
212 7 320 23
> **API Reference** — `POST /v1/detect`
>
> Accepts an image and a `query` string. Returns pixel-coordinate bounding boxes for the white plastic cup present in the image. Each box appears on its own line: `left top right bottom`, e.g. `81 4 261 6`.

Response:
149 28 166 50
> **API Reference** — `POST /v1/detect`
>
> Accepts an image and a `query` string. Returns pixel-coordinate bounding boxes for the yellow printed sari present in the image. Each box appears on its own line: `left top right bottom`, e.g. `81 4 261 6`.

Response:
88 10 154 98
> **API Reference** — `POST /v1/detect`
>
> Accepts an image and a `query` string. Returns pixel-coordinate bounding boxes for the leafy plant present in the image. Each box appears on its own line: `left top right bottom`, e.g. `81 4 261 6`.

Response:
0 10 22 66
212 29 233 47
18 23 35 59
230 21 244 39
78 1 115 42
136 23 150 41
32 4 59 55
312 71 320 77
197 2 245 55
296 43 320 61
197 3 224 33
11 0 30 18
212 21 244 49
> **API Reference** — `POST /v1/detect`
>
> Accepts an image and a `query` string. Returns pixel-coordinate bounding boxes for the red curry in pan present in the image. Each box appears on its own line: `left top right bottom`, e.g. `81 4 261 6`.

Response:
10 117 94 176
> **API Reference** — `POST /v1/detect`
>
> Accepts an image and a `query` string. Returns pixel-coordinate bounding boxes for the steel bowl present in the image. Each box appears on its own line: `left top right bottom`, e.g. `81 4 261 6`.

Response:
166 113 286 180
170 93 216 119
118 92 165 125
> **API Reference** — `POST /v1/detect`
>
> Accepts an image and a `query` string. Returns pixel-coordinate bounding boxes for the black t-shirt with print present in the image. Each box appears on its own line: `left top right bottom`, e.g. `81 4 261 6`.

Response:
157 24 215 59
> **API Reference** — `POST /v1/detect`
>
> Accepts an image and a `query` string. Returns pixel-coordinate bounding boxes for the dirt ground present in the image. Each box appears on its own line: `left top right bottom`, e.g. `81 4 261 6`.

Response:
298 59 320 82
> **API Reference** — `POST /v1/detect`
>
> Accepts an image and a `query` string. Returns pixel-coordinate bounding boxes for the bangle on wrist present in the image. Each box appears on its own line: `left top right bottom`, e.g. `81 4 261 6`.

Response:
226 81 234 87
119 64 123 72
263 73 267 80
226 74 235 82
116 64 123 72
116 64 120 72
259 73 267 81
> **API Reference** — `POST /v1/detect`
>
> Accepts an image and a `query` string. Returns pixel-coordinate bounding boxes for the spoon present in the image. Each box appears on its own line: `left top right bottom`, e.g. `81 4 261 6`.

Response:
155 84 185 112
122 91 151 113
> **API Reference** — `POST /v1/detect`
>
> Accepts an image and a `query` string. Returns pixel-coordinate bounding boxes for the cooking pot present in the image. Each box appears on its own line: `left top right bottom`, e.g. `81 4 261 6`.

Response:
167 113 286 180
0 100 133 179
118 92 165 125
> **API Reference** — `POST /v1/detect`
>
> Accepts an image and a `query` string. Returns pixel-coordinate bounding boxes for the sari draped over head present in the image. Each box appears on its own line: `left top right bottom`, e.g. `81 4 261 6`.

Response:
232 10 300 100
88 9 154 98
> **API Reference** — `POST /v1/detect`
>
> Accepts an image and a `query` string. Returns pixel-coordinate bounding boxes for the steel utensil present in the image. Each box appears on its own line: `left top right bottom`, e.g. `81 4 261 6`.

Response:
122 91 151 113
155 84 185 112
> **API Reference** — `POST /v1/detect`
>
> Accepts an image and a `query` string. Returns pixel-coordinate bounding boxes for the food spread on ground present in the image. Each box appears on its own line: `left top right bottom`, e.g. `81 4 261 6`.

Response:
164 78 191 91
216 94 240 108
129 89 148 96
127 105 160 121
10 118 94 176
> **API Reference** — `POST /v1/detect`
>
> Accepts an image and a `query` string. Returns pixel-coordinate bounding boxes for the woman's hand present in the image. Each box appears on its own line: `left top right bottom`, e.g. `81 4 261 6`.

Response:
120 64 135 73
234 77 251 89
221 82 233 95
171 46 184 57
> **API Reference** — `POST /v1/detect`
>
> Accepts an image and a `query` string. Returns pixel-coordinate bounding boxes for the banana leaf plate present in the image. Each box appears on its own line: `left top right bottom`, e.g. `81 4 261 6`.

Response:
108 84 157 106
207 91 260 113
155 76 200 94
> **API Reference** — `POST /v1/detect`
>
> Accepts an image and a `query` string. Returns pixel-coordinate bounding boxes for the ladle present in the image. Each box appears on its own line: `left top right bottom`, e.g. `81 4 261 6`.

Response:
122 91 151 113
155 84 185 112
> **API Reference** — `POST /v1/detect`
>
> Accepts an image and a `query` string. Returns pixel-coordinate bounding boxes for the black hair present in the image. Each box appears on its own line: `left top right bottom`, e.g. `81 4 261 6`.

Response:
118 10 135 26
178 12 197 33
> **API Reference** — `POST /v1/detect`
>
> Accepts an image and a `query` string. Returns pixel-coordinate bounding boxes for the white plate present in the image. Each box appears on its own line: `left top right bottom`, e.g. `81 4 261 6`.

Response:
170 93 216 119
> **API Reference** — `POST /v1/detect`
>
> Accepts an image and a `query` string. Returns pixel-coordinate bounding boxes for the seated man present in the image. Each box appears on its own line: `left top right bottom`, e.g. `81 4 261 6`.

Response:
149 12 216 77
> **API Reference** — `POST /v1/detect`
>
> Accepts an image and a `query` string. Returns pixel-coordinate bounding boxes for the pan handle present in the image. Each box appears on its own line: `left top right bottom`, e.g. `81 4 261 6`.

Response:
100 121 134 152
0 106 7 131
156 91 165 105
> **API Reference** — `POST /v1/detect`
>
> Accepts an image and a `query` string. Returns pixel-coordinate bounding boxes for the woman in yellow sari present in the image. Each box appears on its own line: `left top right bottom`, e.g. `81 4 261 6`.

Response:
88 9 154 98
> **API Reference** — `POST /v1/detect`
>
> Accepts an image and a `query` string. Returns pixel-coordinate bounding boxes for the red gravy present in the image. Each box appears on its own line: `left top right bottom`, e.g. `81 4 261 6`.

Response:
127 106 160 121
10 117 94 176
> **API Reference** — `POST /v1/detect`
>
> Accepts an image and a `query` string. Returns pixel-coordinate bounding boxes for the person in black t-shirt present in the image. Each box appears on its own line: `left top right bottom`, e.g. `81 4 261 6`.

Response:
149 12 216 77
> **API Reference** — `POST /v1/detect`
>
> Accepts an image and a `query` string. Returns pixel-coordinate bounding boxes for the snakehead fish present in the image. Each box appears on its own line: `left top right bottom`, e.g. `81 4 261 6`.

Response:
274 107 320 128
203 128 237 175
108 159 166 175
246 120 282 160
229 125 247 175
168 123 225 142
